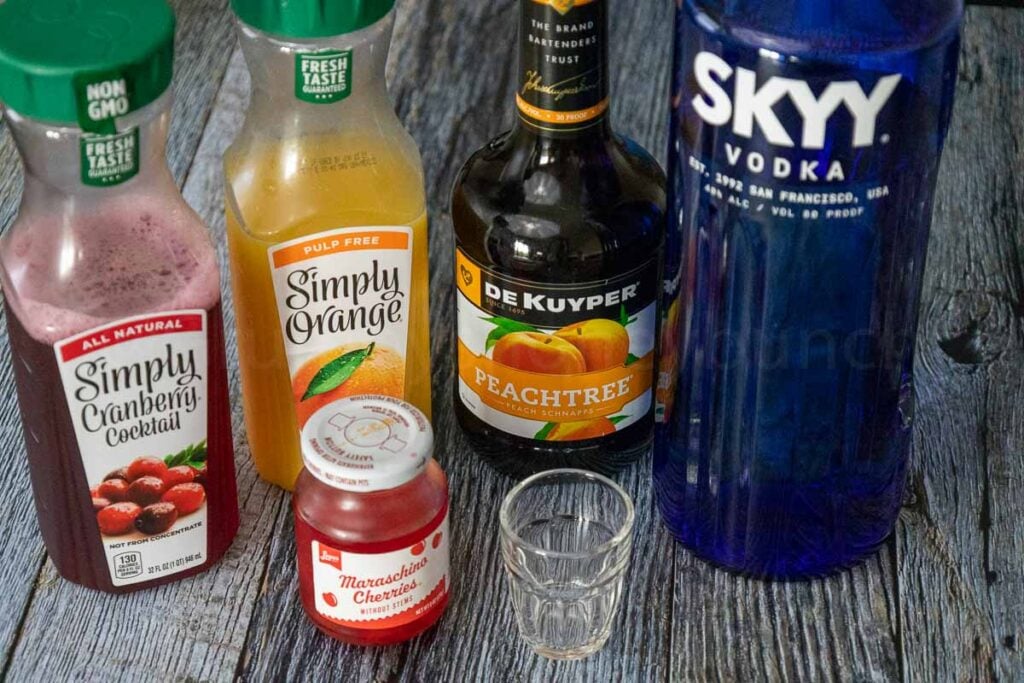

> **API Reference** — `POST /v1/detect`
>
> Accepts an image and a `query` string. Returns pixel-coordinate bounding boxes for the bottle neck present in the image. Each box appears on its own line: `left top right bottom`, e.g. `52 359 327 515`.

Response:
515 0 611 140
236 13 395 138
7 92 173 197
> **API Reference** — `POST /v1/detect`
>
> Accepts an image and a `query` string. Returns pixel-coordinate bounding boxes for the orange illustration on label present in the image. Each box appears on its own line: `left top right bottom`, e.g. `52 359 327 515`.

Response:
268 225 414 430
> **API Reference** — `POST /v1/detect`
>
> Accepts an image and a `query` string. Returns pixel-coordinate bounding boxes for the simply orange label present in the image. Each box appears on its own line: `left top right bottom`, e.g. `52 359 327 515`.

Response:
268 226 413 429
455 248 658 442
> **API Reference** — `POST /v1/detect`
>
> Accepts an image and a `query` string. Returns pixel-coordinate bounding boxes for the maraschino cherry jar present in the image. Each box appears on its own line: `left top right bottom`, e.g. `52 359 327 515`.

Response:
293 395 450 645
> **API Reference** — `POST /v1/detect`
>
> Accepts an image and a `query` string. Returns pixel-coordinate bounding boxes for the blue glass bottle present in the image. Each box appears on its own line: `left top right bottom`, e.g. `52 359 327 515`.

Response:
654 0 963 578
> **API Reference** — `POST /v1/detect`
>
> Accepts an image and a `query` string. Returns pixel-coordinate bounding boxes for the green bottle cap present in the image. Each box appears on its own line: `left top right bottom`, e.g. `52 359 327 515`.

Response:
0 0 175 130
231 0 395 39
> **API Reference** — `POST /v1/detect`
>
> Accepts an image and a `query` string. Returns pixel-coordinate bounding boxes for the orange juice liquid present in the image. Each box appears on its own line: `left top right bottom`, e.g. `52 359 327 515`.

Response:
226 134 431 489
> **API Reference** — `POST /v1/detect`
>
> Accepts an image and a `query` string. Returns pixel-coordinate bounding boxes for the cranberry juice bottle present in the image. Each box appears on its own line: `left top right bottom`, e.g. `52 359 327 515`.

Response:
0 0 239 592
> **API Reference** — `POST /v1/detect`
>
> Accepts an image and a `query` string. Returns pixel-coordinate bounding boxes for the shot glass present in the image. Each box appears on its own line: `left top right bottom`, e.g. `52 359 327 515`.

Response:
499 469 635 660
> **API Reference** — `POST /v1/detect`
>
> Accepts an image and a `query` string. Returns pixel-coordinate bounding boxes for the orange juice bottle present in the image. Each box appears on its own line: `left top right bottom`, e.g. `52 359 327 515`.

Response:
225 0 431 489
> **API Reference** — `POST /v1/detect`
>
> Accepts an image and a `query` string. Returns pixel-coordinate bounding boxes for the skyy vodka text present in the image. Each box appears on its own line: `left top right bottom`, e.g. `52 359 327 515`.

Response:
655 0 963 578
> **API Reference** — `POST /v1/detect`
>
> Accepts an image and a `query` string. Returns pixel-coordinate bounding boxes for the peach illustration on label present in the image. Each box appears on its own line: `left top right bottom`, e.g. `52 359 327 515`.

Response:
554 319 630 372
492 332 586 374
545 417 618 441
292 343 406 427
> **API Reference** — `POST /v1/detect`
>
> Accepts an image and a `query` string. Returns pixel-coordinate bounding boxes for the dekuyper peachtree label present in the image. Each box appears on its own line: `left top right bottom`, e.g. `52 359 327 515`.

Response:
55 311 210 586
456 248 658 442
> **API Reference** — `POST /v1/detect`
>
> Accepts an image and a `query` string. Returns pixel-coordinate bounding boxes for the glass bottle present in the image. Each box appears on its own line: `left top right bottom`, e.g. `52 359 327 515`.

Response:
451 0 667 477
0 0 239 592
225 0 431 490
655 0 963 578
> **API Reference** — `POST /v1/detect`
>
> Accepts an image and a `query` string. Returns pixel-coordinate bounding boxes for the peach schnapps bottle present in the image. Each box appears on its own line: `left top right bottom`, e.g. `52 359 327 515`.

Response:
225 0 431 489
451 0 667 477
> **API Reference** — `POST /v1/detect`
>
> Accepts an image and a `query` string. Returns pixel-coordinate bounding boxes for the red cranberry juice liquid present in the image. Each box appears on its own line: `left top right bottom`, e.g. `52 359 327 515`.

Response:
1 198 239 592
4 301 238 592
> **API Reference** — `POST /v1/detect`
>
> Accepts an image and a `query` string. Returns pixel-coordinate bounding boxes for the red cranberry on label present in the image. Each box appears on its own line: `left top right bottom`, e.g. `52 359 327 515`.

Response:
126 457 168 482
126 476 166 506
161 465 195 489
97 502 142 536
135 503 178 535
97 478 129 503
161 483 206 516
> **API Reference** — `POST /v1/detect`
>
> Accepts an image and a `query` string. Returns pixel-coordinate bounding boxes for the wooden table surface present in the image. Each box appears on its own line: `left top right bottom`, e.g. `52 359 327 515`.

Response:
0 1 1022 681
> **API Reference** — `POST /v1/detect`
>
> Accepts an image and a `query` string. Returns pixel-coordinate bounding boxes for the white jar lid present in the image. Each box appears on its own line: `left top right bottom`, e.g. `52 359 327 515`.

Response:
299 395 434 493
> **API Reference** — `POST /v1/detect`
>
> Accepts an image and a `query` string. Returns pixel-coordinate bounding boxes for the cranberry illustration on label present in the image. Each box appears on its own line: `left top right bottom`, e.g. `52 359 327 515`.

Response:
162 483 206 516
411 542 426 556
432 532 442 550
323 593 339 607
126 476 166 506
127 457 168 482
162 466 196 488
98 479 129 502
97 503 142 536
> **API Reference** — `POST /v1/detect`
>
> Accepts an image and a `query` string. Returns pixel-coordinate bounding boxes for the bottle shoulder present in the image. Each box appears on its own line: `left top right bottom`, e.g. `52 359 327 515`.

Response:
685 0 963 57
0 188 221 343
451 127 666 281
225 120 426 239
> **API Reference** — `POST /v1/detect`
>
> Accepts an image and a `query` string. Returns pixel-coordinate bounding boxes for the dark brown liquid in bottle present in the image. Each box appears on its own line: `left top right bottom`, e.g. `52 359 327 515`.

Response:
5 301 239 593
451 0 666 477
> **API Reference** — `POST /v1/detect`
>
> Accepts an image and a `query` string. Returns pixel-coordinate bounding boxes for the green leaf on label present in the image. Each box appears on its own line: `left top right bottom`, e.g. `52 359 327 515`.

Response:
482 317 539 352
625 353 641 367
164 440 208 468
302 343 375 401
535 422 557 440
608 415 629 426
618 304 638 328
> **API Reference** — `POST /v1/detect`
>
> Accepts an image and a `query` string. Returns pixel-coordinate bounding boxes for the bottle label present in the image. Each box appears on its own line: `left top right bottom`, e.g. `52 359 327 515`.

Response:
675 22 917 227
55 311 210 586
309 510 449 629
455 248 658 442
517 0 608 132
267 227 414 430
295 50 353 104
80 128 140 187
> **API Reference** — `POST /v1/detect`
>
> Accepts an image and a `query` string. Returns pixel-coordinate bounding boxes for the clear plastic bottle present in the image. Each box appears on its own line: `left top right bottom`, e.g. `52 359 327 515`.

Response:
0 0 239 592
225 0 431 490
656 0 963 578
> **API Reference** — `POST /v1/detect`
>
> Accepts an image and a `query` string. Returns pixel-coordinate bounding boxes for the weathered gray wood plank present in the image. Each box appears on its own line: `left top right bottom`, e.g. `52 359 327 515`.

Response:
0 0 1018 680
897 7 1024 682
240 0 677 680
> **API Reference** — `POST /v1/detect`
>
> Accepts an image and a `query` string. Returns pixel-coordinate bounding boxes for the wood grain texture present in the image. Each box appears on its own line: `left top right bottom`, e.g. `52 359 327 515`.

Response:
0 0 1019 681
897 7 1024 683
